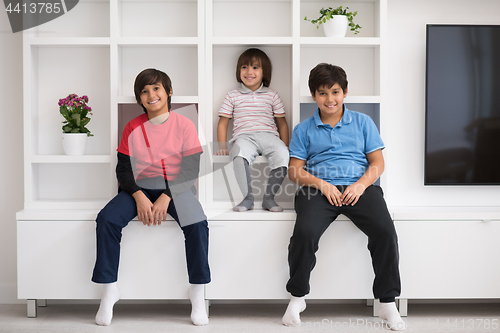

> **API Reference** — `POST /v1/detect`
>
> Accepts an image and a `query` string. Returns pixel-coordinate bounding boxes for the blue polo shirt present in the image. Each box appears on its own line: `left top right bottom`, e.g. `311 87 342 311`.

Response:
289 107 384 185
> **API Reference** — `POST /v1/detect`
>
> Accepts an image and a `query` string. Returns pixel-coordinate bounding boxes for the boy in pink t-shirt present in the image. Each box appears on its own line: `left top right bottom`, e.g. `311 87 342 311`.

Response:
91 68 210 327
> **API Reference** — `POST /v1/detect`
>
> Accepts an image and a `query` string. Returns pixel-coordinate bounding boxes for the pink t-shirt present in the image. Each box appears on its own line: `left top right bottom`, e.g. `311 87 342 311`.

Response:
117 112 202 181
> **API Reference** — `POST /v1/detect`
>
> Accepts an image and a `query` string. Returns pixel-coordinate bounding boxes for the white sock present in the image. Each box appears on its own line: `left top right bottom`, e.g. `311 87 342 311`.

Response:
95 282 120 326
282 296 306 327
379 302 406 331
189 284 209 326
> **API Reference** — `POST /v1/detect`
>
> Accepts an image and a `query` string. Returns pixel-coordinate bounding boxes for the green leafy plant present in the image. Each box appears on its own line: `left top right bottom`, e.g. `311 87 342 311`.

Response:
304 6 362 35
58 93 94 137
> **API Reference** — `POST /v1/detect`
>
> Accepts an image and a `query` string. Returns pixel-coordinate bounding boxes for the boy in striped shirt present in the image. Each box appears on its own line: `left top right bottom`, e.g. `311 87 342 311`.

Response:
216 48 290 212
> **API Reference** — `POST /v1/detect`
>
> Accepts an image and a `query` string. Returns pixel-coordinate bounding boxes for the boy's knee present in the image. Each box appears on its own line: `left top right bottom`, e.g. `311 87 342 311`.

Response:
182 220 209 234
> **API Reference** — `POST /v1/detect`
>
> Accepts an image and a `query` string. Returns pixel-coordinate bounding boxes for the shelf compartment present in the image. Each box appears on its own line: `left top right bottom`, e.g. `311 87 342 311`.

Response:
212 45 293 145
32 0 110 38
119 45 198 98
301 0 380 38
300 46 380 97
119 0 198 38
32 163 113 202
31 46 111 156
212 0 292 38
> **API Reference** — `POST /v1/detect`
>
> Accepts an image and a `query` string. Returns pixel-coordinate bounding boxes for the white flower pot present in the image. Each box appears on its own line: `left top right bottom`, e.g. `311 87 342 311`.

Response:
323 15 348 37
62 133 87 156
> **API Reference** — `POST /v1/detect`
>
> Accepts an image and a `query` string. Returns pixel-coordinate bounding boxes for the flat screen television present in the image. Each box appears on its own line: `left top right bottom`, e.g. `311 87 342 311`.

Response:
425 24 500 185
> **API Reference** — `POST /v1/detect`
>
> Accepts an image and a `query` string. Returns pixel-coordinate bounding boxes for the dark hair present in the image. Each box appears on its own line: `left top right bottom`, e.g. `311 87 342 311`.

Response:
236 48 272 87
308 63 348 96
134 68 172 113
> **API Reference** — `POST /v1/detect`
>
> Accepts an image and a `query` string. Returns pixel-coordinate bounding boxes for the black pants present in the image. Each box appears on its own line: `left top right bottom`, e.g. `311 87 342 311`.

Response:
286 185 401 302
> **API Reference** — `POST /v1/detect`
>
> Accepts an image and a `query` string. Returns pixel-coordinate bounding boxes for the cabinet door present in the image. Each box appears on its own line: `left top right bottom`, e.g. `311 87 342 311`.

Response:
207 219 374 299
396 221 500 298
17 220 190 299
207 220 294 299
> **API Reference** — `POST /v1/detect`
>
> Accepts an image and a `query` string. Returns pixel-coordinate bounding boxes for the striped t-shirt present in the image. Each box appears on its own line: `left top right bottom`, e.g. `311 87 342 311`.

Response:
218 83 285 138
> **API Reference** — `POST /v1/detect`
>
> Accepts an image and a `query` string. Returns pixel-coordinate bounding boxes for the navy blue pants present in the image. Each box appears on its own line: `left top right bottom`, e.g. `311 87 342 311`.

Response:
286 185 400 302
92 189 211 284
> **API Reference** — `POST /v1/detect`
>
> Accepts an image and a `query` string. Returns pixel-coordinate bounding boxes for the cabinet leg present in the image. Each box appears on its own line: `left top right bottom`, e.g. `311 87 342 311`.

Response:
38 299 47 307
366 299 374 307
27 299 37 318
205 300 211 317
373 299 380 317
398 298 408 317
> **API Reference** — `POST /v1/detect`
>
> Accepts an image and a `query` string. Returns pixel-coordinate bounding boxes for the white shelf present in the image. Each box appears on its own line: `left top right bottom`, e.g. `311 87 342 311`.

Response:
24 200 109 211
117 37 199 46
211 37 294 45
211 155 268 164
31 155 112 164
300 37 381 46
29 38 111 46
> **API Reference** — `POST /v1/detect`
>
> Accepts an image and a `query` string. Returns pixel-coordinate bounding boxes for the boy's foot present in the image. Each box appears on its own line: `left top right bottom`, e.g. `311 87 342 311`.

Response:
262 197 284 212
379 302 406 331
282 296 306 327
189 284 209 326
233 196 254 212
95 282 120 326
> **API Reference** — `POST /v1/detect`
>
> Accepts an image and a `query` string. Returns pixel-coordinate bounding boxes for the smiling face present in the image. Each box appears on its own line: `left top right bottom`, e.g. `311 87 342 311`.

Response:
240 60 264 92
139 83 171 119
312 83 348 124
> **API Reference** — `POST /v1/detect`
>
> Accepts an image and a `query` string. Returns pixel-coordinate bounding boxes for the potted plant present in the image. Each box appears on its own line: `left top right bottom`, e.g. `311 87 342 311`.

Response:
305 6 362 37
58 93 93 155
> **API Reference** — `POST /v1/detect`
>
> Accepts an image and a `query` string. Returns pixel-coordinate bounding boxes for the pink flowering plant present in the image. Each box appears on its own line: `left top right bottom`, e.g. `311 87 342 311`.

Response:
58 93 93 137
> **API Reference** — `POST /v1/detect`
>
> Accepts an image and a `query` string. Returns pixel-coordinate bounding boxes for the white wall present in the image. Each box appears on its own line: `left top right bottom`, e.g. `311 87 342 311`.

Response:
1 0 500 304
384 0 500 207
0 10 24 304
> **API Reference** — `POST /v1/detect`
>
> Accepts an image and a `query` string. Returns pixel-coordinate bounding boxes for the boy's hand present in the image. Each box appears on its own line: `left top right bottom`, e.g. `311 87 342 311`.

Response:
341 183 366 206
320 182 343 207
151 193 171 225
215 149 230 155
132 190 155 226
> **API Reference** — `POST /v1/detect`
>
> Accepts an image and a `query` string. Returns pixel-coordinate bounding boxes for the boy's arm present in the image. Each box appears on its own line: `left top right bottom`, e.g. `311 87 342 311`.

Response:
275 116 289 147
116 152 159 226
216 116 230 155
289 157 343 206
341 149 385 206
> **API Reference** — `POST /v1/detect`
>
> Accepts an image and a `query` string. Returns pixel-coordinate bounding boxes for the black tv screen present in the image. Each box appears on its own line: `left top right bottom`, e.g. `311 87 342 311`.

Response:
425 25 500 185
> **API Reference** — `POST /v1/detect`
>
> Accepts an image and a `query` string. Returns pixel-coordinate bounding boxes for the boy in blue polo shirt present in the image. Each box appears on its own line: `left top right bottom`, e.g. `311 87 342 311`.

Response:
282 64 405 331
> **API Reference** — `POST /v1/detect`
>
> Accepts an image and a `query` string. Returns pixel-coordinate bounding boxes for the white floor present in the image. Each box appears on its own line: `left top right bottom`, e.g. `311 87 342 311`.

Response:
1 301 499 333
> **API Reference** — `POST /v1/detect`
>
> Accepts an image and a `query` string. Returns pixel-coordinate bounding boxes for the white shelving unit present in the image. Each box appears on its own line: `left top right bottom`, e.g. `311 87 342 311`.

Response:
19 0 403 316
20 0 386 211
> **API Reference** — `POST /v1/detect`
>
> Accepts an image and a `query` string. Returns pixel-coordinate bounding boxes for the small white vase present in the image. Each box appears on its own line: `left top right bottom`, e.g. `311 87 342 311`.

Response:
323 15 348 37
62 133 87 156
